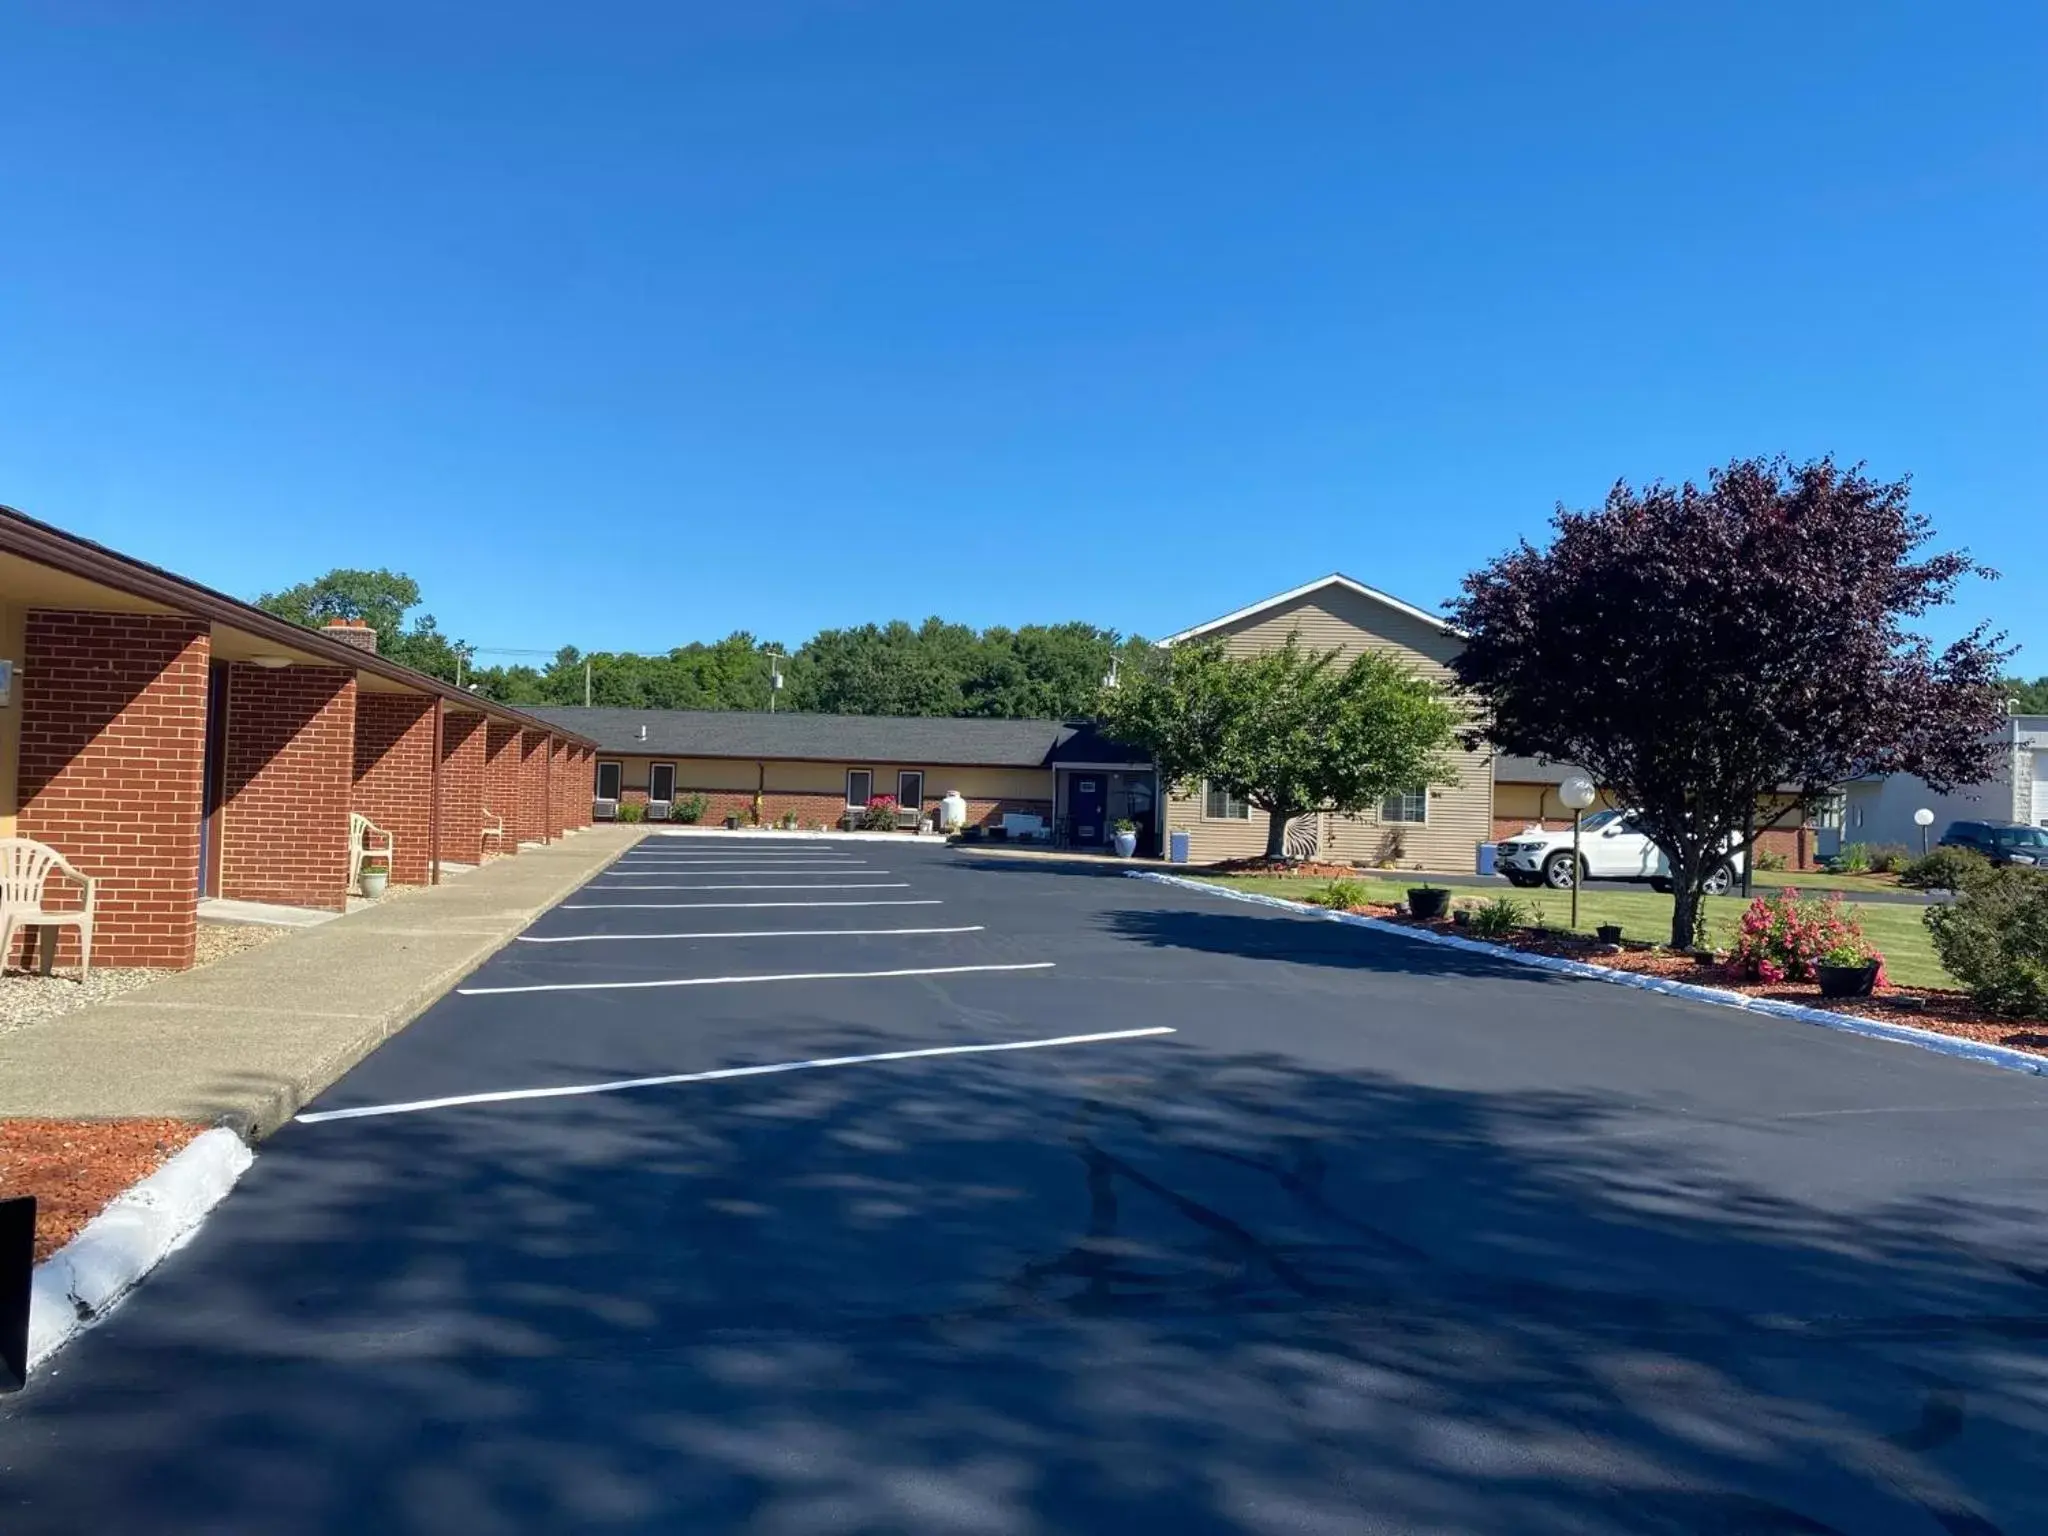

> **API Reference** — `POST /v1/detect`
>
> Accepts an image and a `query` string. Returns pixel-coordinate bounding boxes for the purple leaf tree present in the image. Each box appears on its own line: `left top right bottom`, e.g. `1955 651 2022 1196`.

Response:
1448 456 2011 949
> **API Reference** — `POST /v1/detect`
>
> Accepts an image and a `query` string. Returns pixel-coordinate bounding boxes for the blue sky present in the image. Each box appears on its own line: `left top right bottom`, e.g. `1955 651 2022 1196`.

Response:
2 3 2042 669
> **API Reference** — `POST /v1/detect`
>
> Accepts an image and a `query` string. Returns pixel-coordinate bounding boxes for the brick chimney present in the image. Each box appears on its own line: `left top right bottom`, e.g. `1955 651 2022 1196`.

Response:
322 617 378 654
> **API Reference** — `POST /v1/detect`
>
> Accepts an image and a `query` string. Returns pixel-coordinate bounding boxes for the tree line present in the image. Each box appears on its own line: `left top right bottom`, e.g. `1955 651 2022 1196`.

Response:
259 457 2027 949
254 570 1153 720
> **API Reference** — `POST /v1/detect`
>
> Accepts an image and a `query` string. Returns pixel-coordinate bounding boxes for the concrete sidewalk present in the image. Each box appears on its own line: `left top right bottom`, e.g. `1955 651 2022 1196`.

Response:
0 827 643 1137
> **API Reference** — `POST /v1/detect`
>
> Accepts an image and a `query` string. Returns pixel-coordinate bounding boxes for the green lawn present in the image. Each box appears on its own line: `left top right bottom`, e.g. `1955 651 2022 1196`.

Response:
1198 874 1956 990
1750 868 1907 897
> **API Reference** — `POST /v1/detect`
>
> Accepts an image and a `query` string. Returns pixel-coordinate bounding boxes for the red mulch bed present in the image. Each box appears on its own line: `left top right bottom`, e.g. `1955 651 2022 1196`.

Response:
1326 904 2048 1063
0 1119 203 1262
1209 857 1375 879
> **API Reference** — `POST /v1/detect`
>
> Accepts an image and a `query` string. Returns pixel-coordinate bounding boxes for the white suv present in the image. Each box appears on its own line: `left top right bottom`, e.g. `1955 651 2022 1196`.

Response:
1495 809 1743 894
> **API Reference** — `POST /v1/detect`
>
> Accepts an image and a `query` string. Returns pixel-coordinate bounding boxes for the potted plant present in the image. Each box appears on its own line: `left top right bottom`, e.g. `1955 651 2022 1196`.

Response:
1815 940 1883 999
1596 923 1624 945
359 856 390 899
724 810 743 830
1406 882 1451 920
779 810 800 830
1111 817 1139 857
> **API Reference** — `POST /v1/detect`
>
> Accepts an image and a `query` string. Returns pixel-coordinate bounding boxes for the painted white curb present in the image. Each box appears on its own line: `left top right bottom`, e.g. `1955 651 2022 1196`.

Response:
26 1126 254 1372
1129 871 2048 1079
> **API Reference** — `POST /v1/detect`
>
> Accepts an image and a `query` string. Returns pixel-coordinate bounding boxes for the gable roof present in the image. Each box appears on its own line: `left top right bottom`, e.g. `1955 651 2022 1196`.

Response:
525 707 1150 769
1161 572 1463 646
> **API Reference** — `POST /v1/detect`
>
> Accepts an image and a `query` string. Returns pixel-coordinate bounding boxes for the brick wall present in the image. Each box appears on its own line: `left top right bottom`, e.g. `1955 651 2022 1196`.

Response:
16 612 210 968
516 728 549 845
351 693 436 884
221 665 357 910
1755 826 1817 872
649 786 1052 831
484 720 521 856
547 736 568 839
438 712 487 863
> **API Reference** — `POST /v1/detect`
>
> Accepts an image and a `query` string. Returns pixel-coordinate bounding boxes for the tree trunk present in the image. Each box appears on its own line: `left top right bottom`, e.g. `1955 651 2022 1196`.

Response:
1665 841 1714 950
1668 880 1701 951
1265 807 1292 860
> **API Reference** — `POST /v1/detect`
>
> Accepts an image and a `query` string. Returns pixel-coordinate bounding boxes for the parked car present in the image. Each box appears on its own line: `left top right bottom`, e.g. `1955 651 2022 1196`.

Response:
1495 809 1745 894
1939 819 2048 866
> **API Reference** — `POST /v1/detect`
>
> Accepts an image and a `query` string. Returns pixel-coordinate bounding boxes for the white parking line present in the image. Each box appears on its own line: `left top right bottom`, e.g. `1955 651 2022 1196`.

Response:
607 860 866 867
595 868 881 878
458 960 1055 996
586 882 910 891
518 925 984 944
564 899 943 910
295 1028 1175 1124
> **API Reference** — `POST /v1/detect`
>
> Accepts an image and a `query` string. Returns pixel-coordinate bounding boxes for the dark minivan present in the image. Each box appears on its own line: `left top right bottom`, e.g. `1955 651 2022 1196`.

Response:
1940 819 2048 866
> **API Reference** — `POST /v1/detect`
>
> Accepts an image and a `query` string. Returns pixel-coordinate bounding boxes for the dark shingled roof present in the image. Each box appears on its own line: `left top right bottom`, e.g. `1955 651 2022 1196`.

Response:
525 708 1151 769
1493 754 1585 785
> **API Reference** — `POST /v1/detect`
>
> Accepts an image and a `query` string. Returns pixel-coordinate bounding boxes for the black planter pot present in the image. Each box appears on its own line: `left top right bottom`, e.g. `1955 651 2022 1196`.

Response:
1596 924 1624 945
724 815 742 830
1407 888 1452 920
1816 961 1879 1000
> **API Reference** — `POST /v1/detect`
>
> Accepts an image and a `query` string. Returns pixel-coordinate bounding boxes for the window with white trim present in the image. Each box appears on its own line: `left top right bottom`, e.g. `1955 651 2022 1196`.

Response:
1203 782 1251 820
594 760 623 801
897 770 924 810
845 768 873 807
649 762 676 803
1380 788 1428 824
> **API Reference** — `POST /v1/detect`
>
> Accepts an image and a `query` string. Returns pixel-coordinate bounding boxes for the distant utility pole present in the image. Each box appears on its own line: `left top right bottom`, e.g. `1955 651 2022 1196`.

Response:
766 651 787 713
585 659 593 707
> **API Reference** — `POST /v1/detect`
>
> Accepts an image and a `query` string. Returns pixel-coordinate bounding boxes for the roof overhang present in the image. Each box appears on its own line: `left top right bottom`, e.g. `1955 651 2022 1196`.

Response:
1162 572 1465 647
0 504 594 745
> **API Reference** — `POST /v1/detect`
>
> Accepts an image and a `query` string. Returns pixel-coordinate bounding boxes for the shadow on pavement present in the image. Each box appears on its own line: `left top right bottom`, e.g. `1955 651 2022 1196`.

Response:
5 1032 2043 1534
1100 903 1584 986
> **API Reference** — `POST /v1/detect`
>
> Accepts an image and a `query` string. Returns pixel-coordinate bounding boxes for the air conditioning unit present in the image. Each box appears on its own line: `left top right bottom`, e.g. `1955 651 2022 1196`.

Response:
593 798 618 821
647 800 672 821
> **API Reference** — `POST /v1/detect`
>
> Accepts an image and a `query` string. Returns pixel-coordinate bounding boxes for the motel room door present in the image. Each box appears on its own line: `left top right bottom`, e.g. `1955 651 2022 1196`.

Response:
197 661 229 898
1068 774 1106 847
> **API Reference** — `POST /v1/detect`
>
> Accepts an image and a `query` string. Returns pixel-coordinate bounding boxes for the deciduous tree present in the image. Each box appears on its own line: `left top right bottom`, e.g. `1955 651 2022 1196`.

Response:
1449 456 2011 948
1099 633 1459 860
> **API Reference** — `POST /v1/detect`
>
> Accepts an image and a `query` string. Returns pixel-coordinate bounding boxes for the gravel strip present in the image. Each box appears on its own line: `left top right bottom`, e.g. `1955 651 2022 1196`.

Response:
193 921 285 966
0 965 165 1038
0 920 288 1039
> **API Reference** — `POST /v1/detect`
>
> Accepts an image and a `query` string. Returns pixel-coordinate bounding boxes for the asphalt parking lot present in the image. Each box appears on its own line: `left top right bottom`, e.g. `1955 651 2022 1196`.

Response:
4 834 2047 1534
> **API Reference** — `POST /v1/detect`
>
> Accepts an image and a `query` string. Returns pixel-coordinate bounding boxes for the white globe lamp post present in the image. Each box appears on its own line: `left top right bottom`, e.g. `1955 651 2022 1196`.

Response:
1559 775 1598 930
1914 806 1935 858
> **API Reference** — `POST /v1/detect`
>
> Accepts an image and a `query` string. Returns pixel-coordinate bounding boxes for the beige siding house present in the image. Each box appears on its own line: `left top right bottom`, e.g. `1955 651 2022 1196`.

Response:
1161 574 1493 870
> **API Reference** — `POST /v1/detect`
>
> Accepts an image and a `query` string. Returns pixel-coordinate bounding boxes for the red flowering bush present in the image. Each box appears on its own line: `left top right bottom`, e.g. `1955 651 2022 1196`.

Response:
1725 889 1887 988
858 793 900 831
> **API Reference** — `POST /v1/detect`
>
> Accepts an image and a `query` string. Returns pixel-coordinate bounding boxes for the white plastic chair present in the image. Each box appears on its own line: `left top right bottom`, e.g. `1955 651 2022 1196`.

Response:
0 838 97 982
350 812 395 893
481 808 506 854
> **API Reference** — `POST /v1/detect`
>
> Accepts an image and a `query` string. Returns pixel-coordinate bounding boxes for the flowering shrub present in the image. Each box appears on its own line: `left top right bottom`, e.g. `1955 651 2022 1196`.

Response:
858 793 900 831
1726 889 1887 987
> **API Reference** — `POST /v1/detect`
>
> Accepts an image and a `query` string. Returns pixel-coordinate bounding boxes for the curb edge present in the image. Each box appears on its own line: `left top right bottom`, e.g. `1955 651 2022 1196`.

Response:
25 1127 255 1375
1128 871 2047 1079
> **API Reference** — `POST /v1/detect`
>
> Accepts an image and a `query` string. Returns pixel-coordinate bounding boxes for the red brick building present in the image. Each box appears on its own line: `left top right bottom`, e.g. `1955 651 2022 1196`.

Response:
0 505 596 969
